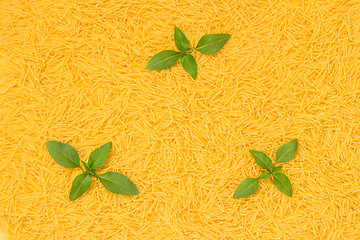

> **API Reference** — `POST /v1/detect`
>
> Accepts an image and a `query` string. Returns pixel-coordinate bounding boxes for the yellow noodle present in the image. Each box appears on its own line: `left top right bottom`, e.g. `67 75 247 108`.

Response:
1 0 360 239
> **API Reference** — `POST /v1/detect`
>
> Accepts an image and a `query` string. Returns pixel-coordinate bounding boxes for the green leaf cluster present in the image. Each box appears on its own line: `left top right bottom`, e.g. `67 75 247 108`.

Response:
233 139 298 199
147 26 231 80
46 141 139 201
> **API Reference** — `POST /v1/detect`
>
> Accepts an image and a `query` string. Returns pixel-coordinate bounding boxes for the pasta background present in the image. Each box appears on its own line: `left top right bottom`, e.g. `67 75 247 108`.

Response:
1 0 360 239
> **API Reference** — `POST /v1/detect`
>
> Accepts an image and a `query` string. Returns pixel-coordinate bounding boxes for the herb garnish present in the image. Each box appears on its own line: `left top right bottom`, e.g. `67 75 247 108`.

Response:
147 26 231 80
233 139 298 198
46 141 139 201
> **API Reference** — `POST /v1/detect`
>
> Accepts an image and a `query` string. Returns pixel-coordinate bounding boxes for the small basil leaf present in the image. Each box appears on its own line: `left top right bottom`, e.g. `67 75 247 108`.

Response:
180 53 197 80
146 50 181 70
99 172 139 195
46 141 80 168
271 166 282 174
233 178 259 198
249 150 272 170
276 139 298 163
69 173 91 201
273 173 292 197
174 26 189 51
258 171 271 179
88 142 112 170
81 160 90 171
195 34 231 55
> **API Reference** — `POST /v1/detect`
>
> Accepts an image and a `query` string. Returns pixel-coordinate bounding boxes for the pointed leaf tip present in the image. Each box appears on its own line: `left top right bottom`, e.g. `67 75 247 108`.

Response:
46 141 80 168
147 50 181 70
88 142 112 170
99 172 139 196
249 150 272 170
195 34 231 55
174 26 189 51
276 139 298 163
233 178 259 198
180 53 197 80
69 173 91 201
273 173 292 197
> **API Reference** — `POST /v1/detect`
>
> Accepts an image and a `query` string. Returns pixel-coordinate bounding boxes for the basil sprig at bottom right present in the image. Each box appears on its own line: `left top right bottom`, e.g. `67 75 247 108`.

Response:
233 139 298 198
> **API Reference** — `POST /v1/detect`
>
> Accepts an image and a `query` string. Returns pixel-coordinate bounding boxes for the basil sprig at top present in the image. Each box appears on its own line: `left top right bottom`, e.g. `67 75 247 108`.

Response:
147 26 231 80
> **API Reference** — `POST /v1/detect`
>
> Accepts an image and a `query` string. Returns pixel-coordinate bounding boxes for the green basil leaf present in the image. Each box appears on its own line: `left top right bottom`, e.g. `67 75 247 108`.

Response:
174 26 189 51
88 142 112 170
233 178 259 198
146 50 181 70
82 160 90 171
273 173 292 197
69 173 91 201
99 172 139 195
271 166 282 174
180 53 197 80
195 34 231 55
276 139 298 163
46 141 80 168
258 171 271 179
249 150 272 170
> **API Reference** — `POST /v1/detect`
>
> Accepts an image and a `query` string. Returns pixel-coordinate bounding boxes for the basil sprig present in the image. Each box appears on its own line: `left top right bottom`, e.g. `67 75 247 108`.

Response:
233 139 298 198
147 26 231 80
46 141 139 201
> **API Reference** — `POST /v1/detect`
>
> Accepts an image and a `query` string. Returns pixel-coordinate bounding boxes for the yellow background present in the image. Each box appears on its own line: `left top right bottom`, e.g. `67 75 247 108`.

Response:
1 0 360 239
